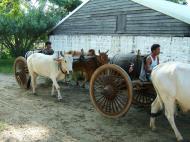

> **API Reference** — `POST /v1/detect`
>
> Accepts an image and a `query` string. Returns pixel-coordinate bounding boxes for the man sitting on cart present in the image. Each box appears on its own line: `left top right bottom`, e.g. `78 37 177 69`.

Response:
144 44 160 81
42 41 54 55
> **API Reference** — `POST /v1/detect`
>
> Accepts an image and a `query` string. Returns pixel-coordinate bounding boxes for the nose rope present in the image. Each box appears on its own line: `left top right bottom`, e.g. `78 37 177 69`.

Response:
57 51 67 74
58 62 67 74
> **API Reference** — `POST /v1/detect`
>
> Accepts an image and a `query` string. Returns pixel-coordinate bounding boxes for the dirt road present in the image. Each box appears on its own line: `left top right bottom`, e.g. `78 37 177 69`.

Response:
0 74 189 142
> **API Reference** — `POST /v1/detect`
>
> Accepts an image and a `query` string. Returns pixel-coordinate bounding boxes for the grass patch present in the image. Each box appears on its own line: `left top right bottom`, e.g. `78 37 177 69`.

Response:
0 58 15 74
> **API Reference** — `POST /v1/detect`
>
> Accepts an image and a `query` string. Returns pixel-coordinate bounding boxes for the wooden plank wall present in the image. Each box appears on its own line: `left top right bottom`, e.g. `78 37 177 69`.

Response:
52 0 190 36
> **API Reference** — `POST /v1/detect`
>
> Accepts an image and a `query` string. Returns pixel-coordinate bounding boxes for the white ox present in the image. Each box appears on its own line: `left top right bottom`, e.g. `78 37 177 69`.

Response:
27 53 73 100
150 62 190 142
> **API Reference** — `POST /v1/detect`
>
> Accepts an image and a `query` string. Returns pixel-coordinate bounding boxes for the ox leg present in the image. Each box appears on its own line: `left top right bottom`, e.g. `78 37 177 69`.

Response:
150 96 162 131
164 99 183 141
52 78 62 100
82 72 87 88
31 72 38 95
73 72 79 86
51 84 55 97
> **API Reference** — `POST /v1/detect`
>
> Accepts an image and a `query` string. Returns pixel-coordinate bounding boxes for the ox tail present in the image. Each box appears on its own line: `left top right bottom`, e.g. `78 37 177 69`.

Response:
151 71 164 117
27 76 31 89
154 86 164 110
151 67 164 110
150 82 164 117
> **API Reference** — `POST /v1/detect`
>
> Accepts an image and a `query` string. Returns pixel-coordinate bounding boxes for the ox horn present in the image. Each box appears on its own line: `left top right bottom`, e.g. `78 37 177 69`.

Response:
105 50 109 54
60 51 64 57
81 49 84 55
99 50 101 54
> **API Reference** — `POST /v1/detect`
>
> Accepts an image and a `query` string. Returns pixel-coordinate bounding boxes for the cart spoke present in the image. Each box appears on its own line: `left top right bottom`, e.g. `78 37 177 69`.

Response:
101 98 108 111
113 97 123 111
96 96 105 103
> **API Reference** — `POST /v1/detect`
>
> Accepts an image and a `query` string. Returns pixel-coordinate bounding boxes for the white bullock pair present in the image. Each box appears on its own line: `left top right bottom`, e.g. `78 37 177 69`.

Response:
150 62 190 142
27 52 73 100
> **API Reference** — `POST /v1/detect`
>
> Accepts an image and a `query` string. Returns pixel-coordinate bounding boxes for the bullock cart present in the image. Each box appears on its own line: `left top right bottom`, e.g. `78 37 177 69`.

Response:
89 52 157 118
13 50 104 89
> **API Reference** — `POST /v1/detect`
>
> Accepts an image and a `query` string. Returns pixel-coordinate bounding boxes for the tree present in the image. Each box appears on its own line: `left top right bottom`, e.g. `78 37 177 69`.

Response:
0 0 82 57
49 0 82 12
0 0 59 57
167 0 187 4
24 0 82 18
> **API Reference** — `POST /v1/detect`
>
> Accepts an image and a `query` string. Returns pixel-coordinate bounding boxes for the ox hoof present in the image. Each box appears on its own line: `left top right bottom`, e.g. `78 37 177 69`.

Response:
33 93 38 96
76 82 79 86
54 99 61 103
65 82 69 86
151 127 157 132
51 95 56 98
56 98 63 102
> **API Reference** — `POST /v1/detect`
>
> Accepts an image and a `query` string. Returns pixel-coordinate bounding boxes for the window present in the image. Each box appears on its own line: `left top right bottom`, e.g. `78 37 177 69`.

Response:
116 14 126 33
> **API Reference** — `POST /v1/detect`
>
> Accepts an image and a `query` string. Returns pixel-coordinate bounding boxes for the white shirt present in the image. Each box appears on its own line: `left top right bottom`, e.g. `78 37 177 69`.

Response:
149 55 158 70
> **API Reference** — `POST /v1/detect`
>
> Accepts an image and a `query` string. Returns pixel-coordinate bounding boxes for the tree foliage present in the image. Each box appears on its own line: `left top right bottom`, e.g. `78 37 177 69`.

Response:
0 0 82 57
49 0 82 12
0 1 58 57
167 0 187 4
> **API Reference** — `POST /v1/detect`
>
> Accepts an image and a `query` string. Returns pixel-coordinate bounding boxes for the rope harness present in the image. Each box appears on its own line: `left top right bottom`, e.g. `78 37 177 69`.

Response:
57 61 67 74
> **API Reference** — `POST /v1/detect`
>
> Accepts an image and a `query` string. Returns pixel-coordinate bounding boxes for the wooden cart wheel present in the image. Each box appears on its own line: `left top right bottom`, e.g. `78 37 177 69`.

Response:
133 91 156 107
90 64 133 118
14 56 30 89
132 82 156 107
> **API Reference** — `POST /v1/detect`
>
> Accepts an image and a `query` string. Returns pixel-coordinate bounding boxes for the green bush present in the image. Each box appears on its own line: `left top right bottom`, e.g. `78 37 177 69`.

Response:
0 46 11 59
0 52 10 59
0 58 14 74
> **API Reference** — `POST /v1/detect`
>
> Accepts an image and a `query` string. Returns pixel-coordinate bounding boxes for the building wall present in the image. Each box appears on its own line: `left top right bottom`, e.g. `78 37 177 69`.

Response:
52 0 190 36
50 35 190 63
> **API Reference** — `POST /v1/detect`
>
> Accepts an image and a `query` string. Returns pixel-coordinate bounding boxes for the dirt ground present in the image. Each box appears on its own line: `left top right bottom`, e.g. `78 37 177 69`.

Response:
0 74 189 142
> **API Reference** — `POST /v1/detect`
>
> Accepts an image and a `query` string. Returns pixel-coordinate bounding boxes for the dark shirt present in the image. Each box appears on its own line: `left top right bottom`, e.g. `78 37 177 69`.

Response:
42 48 54 55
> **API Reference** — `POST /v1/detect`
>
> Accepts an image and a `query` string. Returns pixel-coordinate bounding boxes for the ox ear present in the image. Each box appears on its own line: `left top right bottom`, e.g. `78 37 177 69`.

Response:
105 50 109 54
54 58 59 64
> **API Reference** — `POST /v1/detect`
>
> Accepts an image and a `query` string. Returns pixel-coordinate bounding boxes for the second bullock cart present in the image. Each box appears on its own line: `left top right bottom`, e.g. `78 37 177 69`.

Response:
89 51 156 118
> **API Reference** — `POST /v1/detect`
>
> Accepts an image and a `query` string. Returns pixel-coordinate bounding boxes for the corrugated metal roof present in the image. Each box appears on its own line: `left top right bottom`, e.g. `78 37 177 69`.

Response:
132 0 190 25
50 0 190 33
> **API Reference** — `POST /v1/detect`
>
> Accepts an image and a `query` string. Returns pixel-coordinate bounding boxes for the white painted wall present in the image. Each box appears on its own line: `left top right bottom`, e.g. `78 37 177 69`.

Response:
50 35 190 63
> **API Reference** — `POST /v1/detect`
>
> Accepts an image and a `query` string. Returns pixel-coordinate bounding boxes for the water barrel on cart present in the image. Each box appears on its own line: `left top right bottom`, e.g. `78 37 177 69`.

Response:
110 53 143 80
